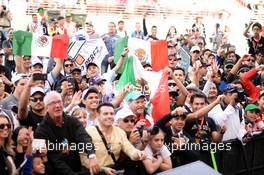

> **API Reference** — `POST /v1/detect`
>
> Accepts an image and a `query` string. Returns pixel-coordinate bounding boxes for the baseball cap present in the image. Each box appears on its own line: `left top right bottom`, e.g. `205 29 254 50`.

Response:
86 62 98 68
88 75 106 86
245 104 260 112
224 59 235 68
30 59 43 68
186 84 202 93
127 92 145 101
30 87 45 96
65 12 71 17
190 46 200 53
115 107 136 121
237 64 251 74
11 73 28 84
71 67 81 73
223 84 237 93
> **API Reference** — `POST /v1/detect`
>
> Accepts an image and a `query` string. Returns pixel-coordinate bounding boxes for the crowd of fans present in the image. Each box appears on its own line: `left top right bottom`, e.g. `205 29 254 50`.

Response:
0 3 264 175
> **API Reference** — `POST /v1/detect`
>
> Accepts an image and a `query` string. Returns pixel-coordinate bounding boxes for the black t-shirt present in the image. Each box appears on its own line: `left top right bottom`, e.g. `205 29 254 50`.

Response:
184 116 217 143
19 109 44 131
247 36 264 56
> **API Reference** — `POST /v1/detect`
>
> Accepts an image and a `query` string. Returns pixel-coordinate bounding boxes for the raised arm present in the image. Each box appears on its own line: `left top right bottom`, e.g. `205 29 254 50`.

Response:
18 76 33 120
243 21 253 38
186 95 224 122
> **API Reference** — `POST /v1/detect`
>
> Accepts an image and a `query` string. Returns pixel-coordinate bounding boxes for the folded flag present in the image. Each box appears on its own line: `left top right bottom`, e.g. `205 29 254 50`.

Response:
13 30 69 59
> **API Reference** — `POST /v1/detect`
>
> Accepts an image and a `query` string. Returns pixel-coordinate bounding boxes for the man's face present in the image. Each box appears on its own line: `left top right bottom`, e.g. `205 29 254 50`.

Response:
83 92 99 110
118 22 124 31
135 23 141 31
173 69 185 83
227 53 236 61
86 24 93 33
171 117 186 132
224 65 233 74
58 18 65 26
118 116 136 133
22 56 31 69
46 94 63 121
65 16 71 23
256 53 264 64
203 50 211 61
31 64 43 73
224 92 238 104
64 61 74 74
72 71 81 83
32 15 38 23
30 92 45 112
129 97 145 116
191 97 206 112
108 23 116 34
245 110 259 122
87 65 99 77
243 56 255 68
151 27 157 36
98 106 115 127
253 26 261 36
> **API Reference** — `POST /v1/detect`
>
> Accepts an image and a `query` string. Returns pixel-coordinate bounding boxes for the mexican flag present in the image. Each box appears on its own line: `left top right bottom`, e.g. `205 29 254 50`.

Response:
117 55 170 122
114 37 168 72
13 30 69 59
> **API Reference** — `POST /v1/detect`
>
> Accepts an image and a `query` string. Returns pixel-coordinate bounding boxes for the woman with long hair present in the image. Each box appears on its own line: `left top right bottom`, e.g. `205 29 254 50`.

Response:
166 26 178 43
0 114 16 175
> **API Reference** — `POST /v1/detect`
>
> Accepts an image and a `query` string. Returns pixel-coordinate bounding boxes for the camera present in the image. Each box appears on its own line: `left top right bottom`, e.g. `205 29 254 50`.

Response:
136 125 159 137
33 73 47 81
235 88 247 103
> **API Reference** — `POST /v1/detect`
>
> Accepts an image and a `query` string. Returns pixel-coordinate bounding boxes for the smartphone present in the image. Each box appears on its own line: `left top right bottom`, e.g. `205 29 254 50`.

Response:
33 73 47 81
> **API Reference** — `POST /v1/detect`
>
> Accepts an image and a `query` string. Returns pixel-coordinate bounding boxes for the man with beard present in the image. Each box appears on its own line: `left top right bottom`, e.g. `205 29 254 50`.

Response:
18 74 46 131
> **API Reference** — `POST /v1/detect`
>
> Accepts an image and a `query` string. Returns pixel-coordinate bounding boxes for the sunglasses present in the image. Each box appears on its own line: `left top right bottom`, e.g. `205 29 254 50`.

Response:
193 50 200 54
168 83 176 87
0 123 11 129
30 97 44 102
123 118 136 123
225 65 233 69
65 64 73 68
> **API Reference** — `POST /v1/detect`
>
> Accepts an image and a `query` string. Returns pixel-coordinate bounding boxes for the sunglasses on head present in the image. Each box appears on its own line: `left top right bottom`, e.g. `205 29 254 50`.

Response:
123 118 136 123
30 97 44 102
65 64 73 68
0 123 11 129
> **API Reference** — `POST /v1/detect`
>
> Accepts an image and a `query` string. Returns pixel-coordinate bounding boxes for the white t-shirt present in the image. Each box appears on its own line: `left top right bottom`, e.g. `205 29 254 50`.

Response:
144 144 171 160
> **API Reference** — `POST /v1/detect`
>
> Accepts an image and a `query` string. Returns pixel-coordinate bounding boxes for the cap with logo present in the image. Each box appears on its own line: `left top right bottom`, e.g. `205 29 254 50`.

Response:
88 75 106 86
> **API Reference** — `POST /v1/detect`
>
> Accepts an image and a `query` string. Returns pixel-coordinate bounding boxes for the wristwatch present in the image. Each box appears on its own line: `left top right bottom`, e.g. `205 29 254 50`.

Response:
88 154 96 159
